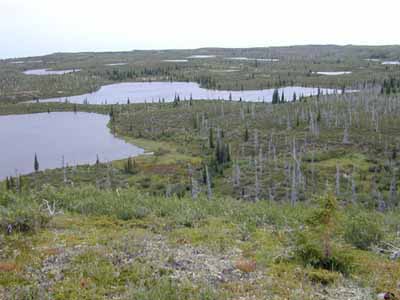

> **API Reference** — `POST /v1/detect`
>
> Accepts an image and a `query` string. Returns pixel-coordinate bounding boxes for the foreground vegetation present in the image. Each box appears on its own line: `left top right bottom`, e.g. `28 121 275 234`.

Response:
1 186 400 299
1 45 400 299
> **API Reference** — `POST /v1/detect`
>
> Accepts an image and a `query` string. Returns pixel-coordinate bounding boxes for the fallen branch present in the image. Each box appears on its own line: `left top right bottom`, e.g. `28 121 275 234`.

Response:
40 199 63 216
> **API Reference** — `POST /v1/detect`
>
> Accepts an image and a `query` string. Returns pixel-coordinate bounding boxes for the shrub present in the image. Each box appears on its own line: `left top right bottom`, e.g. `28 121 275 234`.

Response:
175 207 206 228
344 213 384 250
133 206 150 219
116 207 135 221
294 231 354 275
0 196 51 234
154 147 170 156
293 194 354 275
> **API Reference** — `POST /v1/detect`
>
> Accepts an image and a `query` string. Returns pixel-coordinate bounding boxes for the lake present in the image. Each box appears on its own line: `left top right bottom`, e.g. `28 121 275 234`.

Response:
315 71 352 75
225 57 279 62
23 69 81 75
34 82 340 104
187 55 216 59
0 112 144 179
163 59 189 62
382 61 400 65
105 63 127 66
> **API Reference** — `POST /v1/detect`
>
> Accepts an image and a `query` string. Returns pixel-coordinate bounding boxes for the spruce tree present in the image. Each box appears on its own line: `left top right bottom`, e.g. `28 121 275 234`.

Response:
272 89 279 104
9 177 14 190
109 106 115 122
5 177 10 190
34 153 39 172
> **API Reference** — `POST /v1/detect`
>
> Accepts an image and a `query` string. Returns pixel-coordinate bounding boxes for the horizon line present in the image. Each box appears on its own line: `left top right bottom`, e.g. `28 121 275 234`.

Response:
2 43 400 60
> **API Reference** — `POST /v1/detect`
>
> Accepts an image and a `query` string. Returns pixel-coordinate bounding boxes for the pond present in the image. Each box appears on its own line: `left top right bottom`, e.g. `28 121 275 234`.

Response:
162 59 188 62
315 71 352 75
34 82 340 104
382 61 400 65
225 57 279 62
187 55 216 59
105 63 128 66
0 112 144 179
23 68 81 75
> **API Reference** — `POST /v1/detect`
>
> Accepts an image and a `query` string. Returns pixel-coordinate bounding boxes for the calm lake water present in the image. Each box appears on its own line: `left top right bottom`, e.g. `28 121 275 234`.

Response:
225 57 279 62
105 63 127 66
382 61 400 65
187 55 216 59
0 112 143 179
23 69 81 75
35 82 340 104
163 59 188 62
315 71 352 75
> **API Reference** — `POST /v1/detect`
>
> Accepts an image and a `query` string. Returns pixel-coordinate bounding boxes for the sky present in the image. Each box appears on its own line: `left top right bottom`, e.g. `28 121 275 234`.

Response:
1 0 400 59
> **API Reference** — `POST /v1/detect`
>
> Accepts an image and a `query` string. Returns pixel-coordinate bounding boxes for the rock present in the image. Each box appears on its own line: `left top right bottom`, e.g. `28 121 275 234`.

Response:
390 251 400 260
377 292 397 300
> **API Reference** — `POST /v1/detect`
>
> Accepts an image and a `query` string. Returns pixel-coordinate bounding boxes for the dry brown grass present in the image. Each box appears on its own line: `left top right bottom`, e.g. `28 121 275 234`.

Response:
0 262 17 272
234 258 256 273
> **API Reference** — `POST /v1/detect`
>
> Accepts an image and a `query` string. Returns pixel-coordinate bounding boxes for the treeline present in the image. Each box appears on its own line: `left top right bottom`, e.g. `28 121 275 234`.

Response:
104 66 183 81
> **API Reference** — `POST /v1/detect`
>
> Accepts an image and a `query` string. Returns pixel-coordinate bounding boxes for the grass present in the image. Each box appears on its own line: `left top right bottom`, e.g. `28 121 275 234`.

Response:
1 189 399 298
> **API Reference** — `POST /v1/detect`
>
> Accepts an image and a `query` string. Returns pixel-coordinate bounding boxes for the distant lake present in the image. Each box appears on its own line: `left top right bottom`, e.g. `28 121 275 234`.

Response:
34 82 340 104
382 61 400 65
163 59 188 63
23 68 81 75
0 112 143 179
105 63 127 66
315 71 352 75
225 57 279 62
187 55 216 59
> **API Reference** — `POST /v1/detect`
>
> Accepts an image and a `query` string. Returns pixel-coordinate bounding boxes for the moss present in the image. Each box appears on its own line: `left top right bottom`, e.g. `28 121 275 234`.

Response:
0 271 29 287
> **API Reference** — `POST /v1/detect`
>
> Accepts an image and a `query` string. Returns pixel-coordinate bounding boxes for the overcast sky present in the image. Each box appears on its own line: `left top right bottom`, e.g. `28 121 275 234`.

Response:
1 0 399 59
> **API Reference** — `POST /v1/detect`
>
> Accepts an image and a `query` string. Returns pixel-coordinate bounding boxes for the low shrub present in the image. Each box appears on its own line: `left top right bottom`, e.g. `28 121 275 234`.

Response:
344 213 384 250
293 194 354 275
294 231 354 275
0 196 51 234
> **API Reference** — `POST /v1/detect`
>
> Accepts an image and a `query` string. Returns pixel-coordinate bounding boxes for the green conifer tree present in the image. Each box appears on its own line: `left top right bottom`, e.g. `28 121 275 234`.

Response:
34 153 39 172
